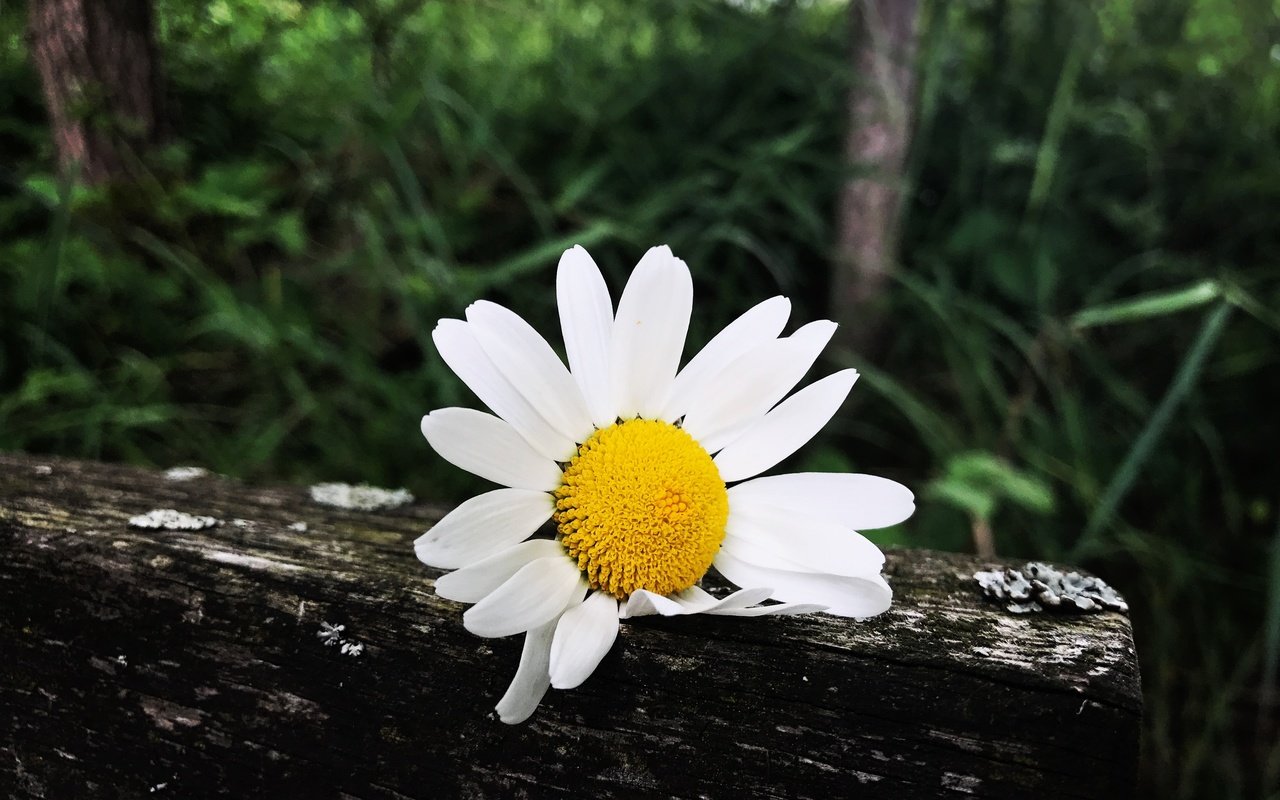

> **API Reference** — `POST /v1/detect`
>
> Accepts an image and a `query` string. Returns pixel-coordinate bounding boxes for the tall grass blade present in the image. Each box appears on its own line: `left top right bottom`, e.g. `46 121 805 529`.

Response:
33 174 75 367
1077 301 1233 555
836 355 961 459
1071 280 1222 329
1023 23 1085 225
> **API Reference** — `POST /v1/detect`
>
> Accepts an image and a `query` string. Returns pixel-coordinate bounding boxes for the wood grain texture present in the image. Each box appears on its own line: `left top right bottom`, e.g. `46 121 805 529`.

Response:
0 452 1140 799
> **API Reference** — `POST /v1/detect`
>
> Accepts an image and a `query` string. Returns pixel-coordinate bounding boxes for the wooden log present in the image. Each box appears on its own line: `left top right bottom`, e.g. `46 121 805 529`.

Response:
0 452 1140 798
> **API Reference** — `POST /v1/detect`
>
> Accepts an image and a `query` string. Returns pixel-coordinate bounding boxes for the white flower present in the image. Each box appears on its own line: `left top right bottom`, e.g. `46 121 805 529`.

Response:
416 245 914 723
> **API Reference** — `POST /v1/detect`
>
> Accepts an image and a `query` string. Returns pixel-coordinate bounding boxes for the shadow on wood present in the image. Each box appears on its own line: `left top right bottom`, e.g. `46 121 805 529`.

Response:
0 453 1140 798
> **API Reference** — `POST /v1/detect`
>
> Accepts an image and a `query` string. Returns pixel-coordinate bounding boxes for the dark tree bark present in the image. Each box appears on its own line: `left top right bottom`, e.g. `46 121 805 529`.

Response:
832 0 920 354
27 0 163 184
1 452 1141 798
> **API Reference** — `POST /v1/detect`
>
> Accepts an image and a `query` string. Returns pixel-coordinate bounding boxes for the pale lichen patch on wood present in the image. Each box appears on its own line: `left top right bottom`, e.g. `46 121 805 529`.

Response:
162 467 209 482
975 562 1129 615
128 509 220 531
309 482 413 511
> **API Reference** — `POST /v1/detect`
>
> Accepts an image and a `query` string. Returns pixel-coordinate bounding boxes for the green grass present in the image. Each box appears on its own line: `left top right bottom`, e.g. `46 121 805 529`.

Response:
2 0 1278 795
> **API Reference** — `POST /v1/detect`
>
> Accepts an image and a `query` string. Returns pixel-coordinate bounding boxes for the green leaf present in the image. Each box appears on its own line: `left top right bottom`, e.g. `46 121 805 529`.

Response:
272 210 308 256
21 174 99 209
22 175 60 206
927 477 996 520
926 451 1055 521
1070 280 1222 329
177 162 276 219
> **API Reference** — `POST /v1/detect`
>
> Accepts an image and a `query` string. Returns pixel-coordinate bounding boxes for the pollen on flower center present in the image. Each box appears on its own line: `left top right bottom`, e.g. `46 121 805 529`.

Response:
553 419 729 599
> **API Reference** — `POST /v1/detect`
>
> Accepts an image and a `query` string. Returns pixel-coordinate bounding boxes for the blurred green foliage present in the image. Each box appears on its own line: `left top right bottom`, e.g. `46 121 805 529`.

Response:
1 0 1278 795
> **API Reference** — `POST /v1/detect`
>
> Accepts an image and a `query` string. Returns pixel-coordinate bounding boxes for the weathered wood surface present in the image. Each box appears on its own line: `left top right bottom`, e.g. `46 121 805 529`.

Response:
0 452 1140 799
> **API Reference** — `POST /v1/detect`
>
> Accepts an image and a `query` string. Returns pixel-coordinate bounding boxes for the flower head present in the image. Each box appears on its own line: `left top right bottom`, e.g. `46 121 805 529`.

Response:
417 245 914 722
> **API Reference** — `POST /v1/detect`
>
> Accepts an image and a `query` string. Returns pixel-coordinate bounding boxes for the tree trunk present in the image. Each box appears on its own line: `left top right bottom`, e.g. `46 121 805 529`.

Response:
27 0 163 185
1 452 1141 798
833 0 920 355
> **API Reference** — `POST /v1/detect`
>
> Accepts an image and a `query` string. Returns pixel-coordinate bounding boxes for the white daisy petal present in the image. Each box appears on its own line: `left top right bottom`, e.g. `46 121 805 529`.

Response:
707 602 828 617
623 585 825 618
494 619 557 725
682 320 837 454
432 319 577 461
787 319 839 352
661 296 791 420
420 408 563 491
549 590 621 689
725 500 885 576
610 245 693 419
557 245 616 428
714 369 859 482
728 472 916 530
432 538 565 603
466 300 594 442
720 518 884 582
414 489 554 570
668 585 719 609
464 556 588 638
671 585 774 613
618 586 781 618
619 589 686 618
668 585 826 617
679 339 804 450
713 550 892 618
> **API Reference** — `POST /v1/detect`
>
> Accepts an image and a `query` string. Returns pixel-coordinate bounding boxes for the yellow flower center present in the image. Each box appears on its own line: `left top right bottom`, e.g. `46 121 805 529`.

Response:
553 419 729 599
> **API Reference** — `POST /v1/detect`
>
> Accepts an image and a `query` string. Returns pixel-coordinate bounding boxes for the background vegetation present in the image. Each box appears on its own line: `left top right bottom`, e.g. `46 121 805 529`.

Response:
2 0 1277 795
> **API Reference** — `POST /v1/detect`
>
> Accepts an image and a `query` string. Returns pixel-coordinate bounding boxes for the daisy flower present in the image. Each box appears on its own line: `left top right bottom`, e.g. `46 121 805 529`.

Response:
416 245 914 723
